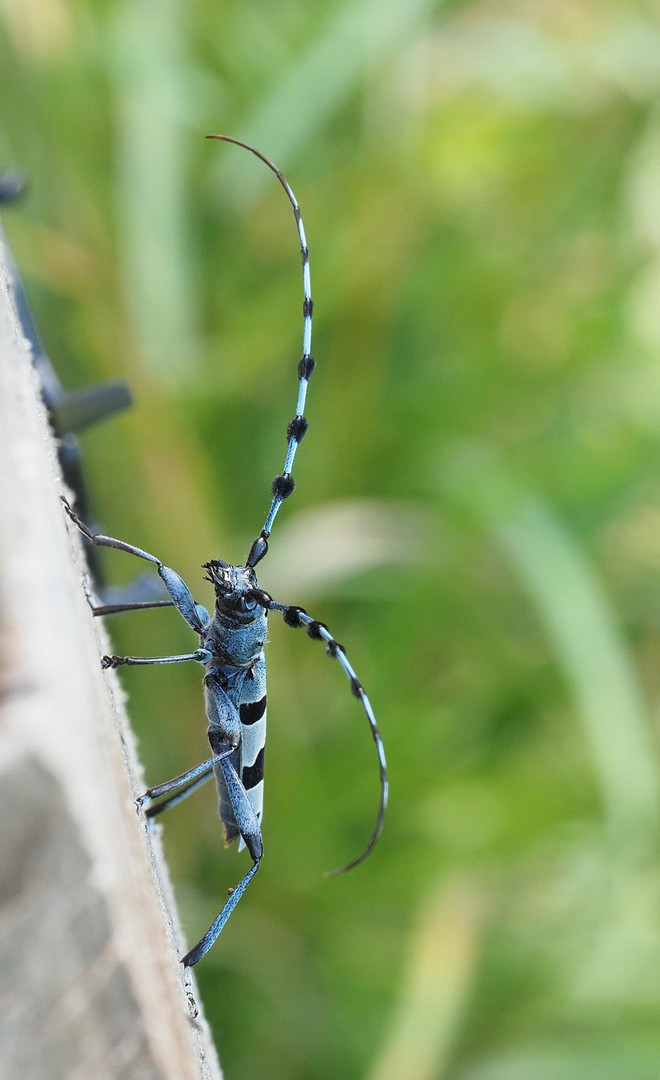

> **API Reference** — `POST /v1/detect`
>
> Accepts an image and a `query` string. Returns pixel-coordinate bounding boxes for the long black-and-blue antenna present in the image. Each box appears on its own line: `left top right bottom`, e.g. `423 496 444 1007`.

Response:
207 135 314 569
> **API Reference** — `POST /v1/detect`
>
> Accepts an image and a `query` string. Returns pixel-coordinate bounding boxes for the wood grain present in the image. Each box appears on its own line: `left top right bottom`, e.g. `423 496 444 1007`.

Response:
0 232 222 1080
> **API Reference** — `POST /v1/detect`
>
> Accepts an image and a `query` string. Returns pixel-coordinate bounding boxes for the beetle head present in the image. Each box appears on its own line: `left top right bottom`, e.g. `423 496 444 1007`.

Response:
202 560 261 618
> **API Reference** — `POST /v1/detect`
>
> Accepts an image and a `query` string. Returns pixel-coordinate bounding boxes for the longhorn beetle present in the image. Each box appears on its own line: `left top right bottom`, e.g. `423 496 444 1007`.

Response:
62 135 388 968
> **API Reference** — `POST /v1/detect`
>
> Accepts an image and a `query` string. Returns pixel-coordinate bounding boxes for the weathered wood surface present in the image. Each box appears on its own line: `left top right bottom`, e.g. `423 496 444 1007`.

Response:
0 232 222 1080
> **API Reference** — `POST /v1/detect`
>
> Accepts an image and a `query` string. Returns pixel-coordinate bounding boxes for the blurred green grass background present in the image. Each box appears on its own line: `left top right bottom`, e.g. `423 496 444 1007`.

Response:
4 1 660 1077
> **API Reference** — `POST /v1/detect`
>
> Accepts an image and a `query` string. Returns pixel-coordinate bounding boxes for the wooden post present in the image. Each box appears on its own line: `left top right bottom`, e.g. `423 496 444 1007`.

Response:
0 234 223 1080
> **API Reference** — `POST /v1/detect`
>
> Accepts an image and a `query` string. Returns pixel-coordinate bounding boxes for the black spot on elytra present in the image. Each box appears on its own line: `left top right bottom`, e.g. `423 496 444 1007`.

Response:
240 696 267 726
242 747 265 790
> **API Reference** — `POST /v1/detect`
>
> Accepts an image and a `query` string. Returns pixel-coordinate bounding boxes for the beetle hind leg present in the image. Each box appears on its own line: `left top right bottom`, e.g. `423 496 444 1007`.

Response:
181 757 263 967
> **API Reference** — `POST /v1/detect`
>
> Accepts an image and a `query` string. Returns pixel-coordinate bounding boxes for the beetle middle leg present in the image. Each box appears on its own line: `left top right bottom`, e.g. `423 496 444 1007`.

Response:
136 749 235 811
101 648 211 669
145 763 215 820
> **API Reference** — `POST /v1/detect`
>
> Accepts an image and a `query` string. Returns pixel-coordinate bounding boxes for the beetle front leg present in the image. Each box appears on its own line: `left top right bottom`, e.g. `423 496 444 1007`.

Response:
61 497 210 634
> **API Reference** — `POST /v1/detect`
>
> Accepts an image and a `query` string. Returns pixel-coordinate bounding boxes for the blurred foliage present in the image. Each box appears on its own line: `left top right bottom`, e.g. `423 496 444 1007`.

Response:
4 0 660 1077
